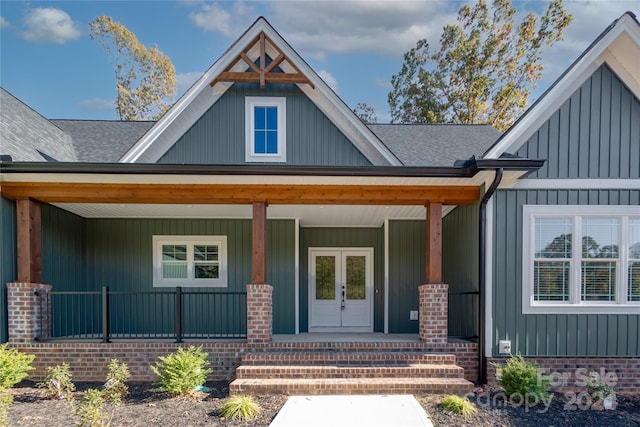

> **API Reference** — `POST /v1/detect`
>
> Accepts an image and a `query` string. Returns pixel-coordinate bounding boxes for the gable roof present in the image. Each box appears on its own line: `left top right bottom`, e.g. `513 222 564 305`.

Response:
369 124 500 166
52 120 154 162
0 88 77 162
119 17 401 166
483 11 640 159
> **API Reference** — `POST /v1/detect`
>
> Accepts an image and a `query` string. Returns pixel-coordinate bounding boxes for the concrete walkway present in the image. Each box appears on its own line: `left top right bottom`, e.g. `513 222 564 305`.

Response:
269 395 434 427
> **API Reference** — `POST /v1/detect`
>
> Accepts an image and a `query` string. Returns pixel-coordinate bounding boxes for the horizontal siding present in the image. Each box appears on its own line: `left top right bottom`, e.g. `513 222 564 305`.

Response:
299 227 384 332
159 82 372 166
388 221 424 334
493 189 640 357
0 198 16 342
516 64 640 178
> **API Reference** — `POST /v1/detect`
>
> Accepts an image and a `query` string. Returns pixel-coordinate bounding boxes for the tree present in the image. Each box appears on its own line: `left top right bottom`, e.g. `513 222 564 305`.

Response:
353 102 378 124
90 16 176 121
388 0 572 131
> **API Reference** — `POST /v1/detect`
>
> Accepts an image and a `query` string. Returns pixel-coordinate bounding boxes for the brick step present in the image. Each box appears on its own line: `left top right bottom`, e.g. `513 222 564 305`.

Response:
241 351 457 366
235 363 464 379
229 377 474 396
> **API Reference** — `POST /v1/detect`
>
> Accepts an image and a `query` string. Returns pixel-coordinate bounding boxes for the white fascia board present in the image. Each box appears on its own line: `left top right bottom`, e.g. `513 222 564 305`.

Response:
120 17 400 166
512 179 640 190
484 16 640 160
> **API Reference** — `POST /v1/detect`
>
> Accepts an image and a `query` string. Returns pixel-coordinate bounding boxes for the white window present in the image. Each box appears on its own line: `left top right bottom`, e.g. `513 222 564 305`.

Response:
245 97 286 162
152 236 227 287
522 205 640 314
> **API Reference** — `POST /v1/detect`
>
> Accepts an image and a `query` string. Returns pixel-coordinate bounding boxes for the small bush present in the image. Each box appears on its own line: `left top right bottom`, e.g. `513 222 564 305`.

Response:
0 344 35 389
219 395 261 421
102 359 130 406
493 354 550 403
151 346 213 396
39 363 75 399
73 388 109 427
0 391 13 427
441 394 477 418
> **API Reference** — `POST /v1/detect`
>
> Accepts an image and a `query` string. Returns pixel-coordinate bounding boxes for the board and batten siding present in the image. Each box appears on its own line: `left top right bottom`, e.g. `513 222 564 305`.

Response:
299 227 384 332
159 82 372 166
38 206 296 334
0 197 16 342
443 203 480 338
515 64 640 179
492 189 640 357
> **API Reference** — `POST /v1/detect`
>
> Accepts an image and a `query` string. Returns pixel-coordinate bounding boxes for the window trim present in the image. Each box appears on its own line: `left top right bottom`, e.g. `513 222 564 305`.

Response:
245 97 286 163
522 205 640 314
152 235 228 288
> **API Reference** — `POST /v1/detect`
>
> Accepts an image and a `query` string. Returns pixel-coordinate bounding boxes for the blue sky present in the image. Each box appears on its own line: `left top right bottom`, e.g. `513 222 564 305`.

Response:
0 1 637 122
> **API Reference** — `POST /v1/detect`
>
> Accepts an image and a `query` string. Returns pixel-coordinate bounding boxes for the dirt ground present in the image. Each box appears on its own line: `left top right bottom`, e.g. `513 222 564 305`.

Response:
7 381 640 426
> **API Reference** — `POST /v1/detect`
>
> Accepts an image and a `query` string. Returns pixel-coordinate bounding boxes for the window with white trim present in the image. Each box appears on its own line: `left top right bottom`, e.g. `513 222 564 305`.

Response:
245 97 286 162
152 236 227 287
522 205 640 314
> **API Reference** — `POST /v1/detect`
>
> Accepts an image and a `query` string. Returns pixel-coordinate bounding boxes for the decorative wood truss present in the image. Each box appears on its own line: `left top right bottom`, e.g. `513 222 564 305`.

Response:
210 31 314 89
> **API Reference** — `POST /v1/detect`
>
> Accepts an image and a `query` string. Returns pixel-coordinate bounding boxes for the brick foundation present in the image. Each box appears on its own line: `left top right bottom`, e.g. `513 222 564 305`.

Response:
487 356 640 394
7 282 51 343
246 284 273 346
418 283 448 344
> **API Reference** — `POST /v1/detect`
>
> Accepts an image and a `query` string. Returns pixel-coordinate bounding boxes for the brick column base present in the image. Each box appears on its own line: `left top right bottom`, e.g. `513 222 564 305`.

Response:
419 283 448 344
246 284 273 347
7 282 52 343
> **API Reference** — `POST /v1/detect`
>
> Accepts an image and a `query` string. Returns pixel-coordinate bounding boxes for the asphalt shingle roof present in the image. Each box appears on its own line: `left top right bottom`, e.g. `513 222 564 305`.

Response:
0 88 77 162
368 124 501 166
51 120 155 163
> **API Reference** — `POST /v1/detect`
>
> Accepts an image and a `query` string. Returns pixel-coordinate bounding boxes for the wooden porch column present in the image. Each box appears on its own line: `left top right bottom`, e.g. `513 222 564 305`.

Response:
425 202 442 283
252 202 267 284
16 199 42 283
420 201 448 344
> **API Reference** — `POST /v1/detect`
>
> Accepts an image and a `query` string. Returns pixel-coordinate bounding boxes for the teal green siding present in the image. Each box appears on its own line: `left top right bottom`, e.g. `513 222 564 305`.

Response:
299 227 384 332
39 212 296 334
492 189 640 357
388 221 424 334
158 83 372 166
443 204 480 337
515 65 640 178
0 198 16 342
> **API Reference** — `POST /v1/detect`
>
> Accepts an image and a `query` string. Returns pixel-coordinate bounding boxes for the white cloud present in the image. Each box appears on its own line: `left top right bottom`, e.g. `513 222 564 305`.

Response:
375 78 392 89
317 70 338 93
189 1 255 36
0 16 9 29
78 98 114 112
20 7 80 44
175 71 203 97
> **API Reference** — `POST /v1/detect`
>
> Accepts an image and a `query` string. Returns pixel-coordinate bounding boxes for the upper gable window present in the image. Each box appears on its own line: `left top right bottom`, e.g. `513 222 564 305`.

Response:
245 97 286 162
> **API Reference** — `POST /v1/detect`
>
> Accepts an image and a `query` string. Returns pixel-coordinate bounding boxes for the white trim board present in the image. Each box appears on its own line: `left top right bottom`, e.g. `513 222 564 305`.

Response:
484 199 494 358
512 179 640 190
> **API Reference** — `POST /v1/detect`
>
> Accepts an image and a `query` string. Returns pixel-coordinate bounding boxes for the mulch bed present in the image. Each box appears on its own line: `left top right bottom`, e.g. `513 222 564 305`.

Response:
7 381 640 426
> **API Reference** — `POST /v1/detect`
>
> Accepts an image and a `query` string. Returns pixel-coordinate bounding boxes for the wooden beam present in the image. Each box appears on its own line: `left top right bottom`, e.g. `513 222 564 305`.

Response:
212 72 314 87
259 32 266 88
0 182 480 206
252 202 267 284
16 199 42 283
425 202 442 284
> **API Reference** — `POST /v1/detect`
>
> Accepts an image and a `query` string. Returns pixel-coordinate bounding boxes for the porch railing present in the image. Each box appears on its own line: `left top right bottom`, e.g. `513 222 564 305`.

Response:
35 286 247 342
447 290 479 339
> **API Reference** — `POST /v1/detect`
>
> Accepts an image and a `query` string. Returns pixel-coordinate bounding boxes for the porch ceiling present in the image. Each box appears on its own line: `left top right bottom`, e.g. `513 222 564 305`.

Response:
51 203 448 227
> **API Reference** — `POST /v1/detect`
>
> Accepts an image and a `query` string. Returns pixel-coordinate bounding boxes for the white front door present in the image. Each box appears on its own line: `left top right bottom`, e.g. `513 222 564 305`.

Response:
309 248 373 332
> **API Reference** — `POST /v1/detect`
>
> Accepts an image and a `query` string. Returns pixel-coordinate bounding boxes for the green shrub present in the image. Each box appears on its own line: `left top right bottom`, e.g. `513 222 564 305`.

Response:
72 388 109 427
0 344 35 389
219 395 261 421
0 391 13 427
39 363 75 399
151 346 213 396
102 359 130 406
493 354 550 402
441 395 477 418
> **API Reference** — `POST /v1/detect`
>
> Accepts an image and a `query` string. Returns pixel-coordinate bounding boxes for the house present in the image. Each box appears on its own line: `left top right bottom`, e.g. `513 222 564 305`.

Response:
0 14 638 394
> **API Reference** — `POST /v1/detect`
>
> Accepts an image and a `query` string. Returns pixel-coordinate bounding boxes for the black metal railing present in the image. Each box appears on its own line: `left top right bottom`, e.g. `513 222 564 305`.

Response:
447 290 479 339
35 286 247 342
